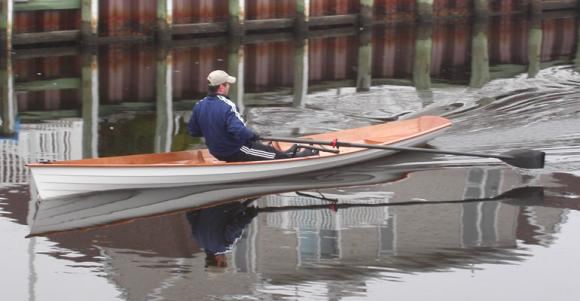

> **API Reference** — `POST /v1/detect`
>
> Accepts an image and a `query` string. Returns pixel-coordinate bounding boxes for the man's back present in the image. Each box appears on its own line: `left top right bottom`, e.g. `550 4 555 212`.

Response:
188 94 255 159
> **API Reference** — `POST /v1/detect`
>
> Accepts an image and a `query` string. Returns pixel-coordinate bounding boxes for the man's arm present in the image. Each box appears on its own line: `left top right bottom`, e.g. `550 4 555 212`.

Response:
187 107 202 137
225 108 258 142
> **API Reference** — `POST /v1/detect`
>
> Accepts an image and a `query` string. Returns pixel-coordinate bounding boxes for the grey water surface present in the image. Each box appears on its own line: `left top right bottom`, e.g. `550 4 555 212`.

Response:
2 18 580 301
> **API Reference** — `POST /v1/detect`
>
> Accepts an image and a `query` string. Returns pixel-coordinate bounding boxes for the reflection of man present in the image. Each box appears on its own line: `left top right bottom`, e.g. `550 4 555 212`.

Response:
186 201 257 268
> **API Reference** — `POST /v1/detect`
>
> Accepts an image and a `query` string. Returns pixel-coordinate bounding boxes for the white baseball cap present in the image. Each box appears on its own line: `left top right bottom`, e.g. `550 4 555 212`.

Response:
207 70 236 86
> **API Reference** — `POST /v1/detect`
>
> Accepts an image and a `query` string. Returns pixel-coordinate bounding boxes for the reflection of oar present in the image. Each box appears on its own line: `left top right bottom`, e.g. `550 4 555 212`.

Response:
260 136 545 169
256 186 544 213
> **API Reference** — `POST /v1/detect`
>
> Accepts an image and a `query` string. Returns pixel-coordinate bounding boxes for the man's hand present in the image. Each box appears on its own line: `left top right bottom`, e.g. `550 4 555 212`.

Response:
244 206 258 218
251 132 261 141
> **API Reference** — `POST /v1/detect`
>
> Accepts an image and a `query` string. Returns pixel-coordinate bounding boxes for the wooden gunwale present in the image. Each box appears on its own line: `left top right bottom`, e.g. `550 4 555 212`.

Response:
26 116 452 168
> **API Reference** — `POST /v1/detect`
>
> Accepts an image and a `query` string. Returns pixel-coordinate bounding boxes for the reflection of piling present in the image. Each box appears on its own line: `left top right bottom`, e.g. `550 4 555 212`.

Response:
356 30 372 92
155 47 173 153
293 39 309 108
470 20 490 88
413 25 432 91
575 16 580 70
81 0 99 45
0 50 16 137
0 0 13 52
81 48 99 158
527 17 542 78
228 38 245 114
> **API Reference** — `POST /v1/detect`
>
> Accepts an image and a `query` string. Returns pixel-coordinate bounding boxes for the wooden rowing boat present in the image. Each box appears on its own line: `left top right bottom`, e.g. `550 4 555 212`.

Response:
27 115 452 200
28 158 416 236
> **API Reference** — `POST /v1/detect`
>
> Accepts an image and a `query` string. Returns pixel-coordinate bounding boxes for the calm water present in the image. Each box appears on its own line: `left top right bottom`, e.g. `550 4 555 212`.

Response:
2 16 580 301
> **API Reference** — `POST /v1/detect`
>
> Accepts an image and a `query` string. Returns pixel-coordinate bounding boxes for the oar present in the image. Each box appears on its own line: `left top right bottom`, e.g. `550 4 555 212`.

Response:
256 186 544 213
260 136 545 169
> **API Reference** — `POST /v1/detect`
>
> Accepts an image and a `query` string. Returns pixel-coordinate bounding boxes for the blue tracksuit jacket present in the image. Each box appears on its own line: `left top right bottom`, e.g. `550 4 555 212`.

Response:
188 94 257 159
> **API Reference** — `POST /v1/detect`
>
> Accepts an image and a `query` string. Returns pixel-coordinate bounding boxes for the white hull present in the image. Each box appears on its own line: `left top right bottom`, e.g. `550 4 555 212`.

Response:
30 131 442 200
29 158 415 236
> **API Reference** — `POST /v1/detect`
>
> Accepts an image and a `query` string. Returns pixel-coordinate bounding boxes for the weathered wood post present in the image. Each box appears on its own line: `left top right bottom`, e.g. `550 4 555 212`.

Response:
81 0 99 45
227 38 245 114
1 0 13 52
293 38 309 107
0 49 16 137
473 0 490 21
157 0 173 43
416 0 433 23
228 0 245 37
155 47 173 153
360 0 374 28
469 20 490 88
527 17 542 78
81 48 100 158
295 0 310 36
529 0 542 17
413 25 432 91
356 29 372 92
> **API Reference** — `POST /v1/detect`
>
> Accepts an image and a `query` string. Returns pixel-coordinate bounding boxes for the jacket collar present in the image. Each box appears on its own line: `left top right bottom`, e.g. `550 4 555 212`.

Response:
207 93 230 99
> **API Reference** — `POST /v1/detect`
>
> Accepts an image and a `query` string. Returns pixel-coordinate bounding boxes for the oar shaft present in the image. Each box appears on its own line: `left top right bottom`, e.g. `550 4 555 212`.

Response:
261 136 511 160
257 187 543 213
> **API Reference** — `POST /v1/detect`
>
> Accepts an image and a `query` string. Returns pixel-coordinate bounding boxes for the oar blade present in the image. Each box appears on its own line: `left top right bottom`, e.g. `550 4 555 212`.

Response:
501 149 545 169
500 186 545 206
498 186 545 200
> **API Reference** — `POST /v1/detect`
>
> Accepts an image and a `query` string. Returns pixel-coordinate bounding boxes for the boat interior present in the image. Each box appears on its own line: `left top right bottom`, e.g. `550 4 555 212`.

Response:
27 116 452 167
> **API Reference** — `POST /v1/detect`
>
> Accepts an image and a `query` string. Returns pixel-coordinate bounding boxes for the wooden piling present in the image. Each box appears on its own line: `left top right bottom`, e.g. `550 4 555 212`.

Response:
473 0 490 21
529 0 543 17
360 0 374 28
157 0 173 43
81 0 99 45
81 48 99 158
416 0 433 23
295 0 310 36
1 0 13 52
469 21 490 88
229 0 245 37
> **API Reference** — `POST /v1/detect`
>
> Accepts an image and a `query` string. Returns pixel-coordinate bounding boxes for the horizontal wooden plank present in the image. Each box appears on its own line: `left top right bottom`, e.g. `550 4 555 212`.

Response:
13 46 80 59
245 18 294 31
13 30 80 44
543 0 578 11
15 78 81 92
15 0 80 11
172 22 229 35
309 14 359 27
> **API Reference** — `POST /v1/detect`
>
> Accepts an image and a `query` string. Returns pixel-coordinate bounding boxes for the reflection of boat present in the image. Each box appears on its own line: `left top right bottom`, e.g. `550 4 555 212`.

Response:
27 116 451 200
28 154 421 236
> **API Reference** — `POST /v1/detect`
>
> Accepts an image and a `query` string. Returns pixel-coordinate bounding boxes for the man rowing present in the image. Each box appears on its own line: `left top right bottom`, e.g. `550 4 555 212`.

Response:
188 70 317 162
